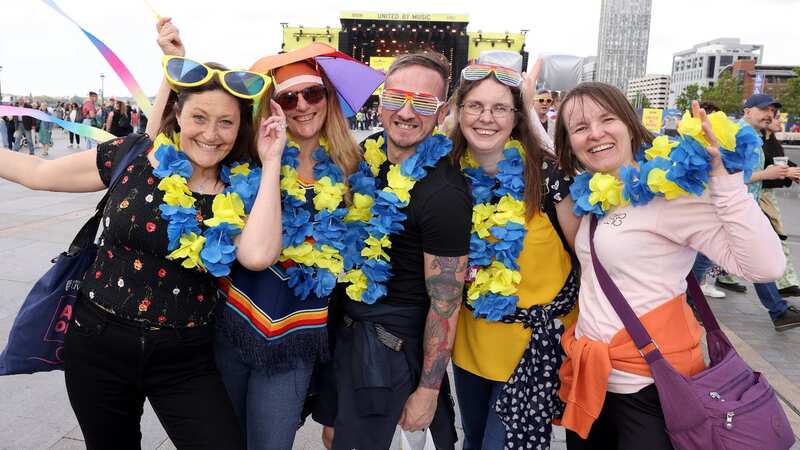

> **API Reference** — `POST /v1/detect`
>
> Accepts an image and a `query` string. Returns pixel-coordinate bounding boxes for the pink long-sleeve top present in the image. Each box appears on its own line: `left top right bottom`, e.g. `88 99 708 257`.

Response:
573 172 786 394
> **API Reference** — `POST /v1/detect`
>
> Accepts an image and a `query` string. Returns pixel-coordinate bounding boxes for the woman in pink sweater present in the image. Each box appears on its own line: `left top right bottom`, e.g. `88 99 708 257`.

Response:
552 82 785 449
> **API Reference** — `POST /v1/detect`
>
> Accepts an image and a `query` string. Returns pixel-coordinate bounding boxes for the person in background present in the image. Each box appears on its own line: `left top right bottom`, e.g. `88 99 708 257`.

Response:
760 108 800 297
81 91 98 149
68 102 82 149
738 94 800 331
13 98 35 155
37 103 53 157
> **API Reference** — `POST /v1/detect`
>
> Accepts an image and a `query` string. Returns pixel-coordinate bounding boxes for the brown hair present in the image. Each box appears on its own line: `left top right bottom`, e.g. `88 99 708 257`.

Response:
448 78 546 219
158 62 256 165
555 82 653 176
386 52 451 99
256 72 361 180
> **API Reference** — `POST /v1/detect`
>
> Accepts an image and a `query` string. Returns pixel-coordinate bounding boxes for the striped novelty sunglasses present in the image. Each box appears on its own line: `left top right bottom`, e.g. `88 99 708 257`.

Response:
461 64 523 88
379 88 445 116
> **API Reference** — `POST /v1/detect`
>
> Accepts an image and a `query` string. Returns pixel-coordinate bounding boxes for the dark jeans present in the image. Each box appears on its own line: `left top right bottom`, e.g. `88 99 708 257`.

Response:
331 322 415 450
565 385 673 450
69 131 80 145
452 364 506 450
64 299 245 450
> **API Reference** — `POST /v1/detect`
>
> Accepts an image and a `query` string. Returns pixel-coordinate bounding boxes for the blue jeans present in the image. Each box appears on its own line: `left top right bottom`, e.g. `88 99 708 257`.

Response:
452 364 506 450
13 127 34 154
214 334 313 450
754 282 788 321
82 118 95 149
0 121 7 149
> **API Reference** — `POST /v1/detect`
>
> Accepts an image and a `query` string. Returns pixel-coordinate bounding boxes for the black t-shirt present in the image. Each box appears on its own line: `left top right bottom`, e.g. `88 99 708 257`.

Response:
80 137 219 328
362 133 472 308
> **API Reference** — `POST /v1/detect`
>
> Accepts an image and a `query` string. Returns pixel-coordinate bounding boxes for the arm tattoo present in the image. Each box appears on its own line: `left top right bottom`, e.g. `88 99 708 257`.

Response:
419 254 467 390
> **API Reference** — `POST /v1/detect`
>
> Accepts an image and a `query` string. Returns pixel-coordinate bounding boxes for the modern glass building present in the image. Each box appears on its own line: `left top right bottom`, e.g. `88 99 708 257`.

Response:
595 0 652 92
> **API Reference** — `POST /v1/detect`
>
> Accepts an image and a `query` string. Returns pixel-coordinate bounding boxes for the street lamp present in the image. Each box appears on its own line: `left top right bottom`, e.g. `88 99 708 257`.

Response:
100 73 105 104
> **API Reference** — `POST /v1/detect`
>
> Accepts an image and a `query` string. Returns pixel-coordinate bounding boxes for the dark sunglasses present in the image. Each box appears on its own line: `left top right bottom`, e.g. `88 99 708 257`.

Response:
273 85 327 110
535 97 554 105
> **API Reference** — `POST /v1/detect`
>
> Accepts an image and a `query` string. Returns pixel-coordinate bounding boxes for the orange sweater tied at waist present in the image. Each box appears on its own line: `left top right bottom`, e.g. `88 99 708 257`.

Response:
557 295 706 438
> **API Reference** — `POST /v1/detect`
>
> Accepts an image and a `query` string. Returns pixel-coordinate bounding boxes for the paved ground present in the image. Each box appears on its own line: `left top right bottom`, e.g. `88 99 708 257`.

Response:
0 131 797 449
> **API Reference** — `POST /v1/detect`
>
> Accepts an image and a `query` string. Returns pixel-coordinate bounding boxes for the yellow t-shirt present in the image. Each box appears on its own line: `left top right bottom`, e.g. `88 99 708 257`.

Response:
452 211 576 382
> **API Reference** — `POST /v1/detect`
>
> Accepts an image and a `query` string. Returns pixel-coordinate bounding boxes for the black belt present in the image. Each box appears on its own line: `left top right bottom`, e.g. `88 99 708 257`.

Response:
342 314 404 352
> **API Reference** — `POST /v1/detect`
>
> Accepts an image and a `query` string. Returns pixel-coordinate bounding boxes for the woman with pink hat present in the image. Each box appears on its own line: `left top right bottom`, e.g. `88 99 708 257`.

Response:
213 45 379 449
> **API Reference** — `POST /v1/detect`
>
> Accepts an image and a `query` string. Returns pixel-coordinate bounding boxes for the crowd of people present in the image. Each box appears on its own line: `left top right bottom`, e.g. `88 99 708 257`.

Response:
1 16 800 450
1 95 148 155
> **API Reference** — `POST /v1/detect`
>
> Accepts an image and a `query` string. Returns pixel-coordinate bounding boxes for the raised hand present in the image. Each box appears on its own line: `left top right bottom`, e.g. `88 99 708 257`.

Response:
521 57 543 112
156 17 185 57
691 100 726 176
257 100 288 164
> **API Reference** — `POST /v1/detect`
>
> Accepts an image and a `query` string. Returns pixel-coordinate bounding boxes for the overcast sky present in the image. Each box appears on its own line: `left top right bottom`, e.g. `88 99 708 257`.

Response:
2 0 799 98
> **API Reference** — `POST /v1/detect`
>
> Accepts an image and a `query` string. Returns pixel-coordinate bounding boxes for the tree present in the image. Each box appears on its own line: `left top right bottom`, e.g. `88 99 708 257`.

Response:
778 67 800 115
676 84 701 112
629 92 651 109
700 72 744 114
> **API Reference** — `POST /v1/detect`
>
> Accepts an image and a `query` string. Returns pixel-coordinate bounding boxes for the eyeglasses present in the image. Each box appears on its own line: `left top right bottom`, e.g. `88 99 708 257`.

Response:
535 97 554 105
460 101 517 119
162 56 270 100
461 64 523 88
380 88 445 116
273 85 327 111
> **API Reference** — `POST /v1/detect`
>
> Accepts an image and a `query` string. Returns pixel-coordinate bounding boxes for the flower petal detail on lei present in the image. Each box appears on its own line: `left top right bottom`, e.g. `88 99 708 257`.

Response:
364 135 387 176
204 193 246 228
644 135 679 161
707 111 741 151
569 172 605 217
167 233 206 270
666 137 711 196
201 223 239 277
588 173 628 211
159 204 201 251
158 175 196 208
722 124 762 182
677 111 711 148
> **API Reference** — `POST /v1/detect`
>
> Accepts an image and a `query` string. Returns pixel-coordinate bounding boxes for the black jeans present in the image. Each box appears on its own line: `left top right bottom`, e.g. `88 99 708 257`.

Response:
64 299 245 450
566 384 673 450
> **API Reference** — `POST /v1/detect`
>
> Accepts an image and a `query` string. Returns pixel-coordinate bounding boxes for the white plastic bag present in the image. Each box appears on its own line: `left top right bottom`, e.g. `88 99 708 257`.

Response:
400 429 436 450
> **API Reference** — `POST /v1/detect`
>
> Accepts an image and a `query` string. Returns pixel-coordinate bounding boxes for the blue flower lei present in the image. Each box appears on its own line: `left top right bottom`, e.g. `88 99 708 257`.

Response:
570 120 762 218
152 133 260 277
278 138 351 300
341 133 452 304
460 141 529 321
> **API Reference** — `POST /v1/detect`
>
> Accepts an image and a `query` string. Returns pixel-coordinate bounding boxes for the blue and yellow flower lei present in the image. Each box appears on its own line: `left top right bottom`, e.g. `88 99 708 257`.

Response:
570 112 762 218
152 132 260 277
460 140 528 321
279 137 350 300
341 133 452 304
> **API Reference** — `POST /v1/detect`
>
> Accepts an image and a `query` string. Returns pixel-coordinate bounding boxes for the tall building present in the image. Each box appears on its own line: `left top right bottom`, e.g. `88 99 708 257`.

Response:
595 0 652 92
668 38 763 107
626 74 670 108
581 56 597 83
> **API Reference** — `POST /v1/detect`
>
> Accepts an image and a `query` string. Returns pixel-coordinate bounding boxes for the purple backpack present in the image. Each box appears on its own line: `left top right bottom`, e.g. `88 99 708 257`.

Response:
589 215 795 450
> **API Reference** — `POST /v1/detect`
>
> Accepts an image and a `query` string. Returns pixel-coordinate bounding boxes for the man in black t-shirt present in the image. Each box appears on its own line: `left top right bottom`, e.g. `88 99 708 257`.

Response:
324 53 472 450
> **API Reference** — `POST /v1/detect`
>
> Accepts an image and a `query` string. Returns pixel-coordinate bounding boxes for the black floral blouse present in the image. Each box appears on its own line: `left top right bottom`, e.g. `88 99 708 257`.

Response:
80 138 219 328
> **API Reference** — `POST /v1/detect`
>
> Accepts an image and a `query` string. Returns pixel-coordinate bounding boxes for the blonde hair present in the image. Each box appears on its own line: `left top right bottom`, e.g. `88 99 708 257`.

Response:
256 73 362 183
